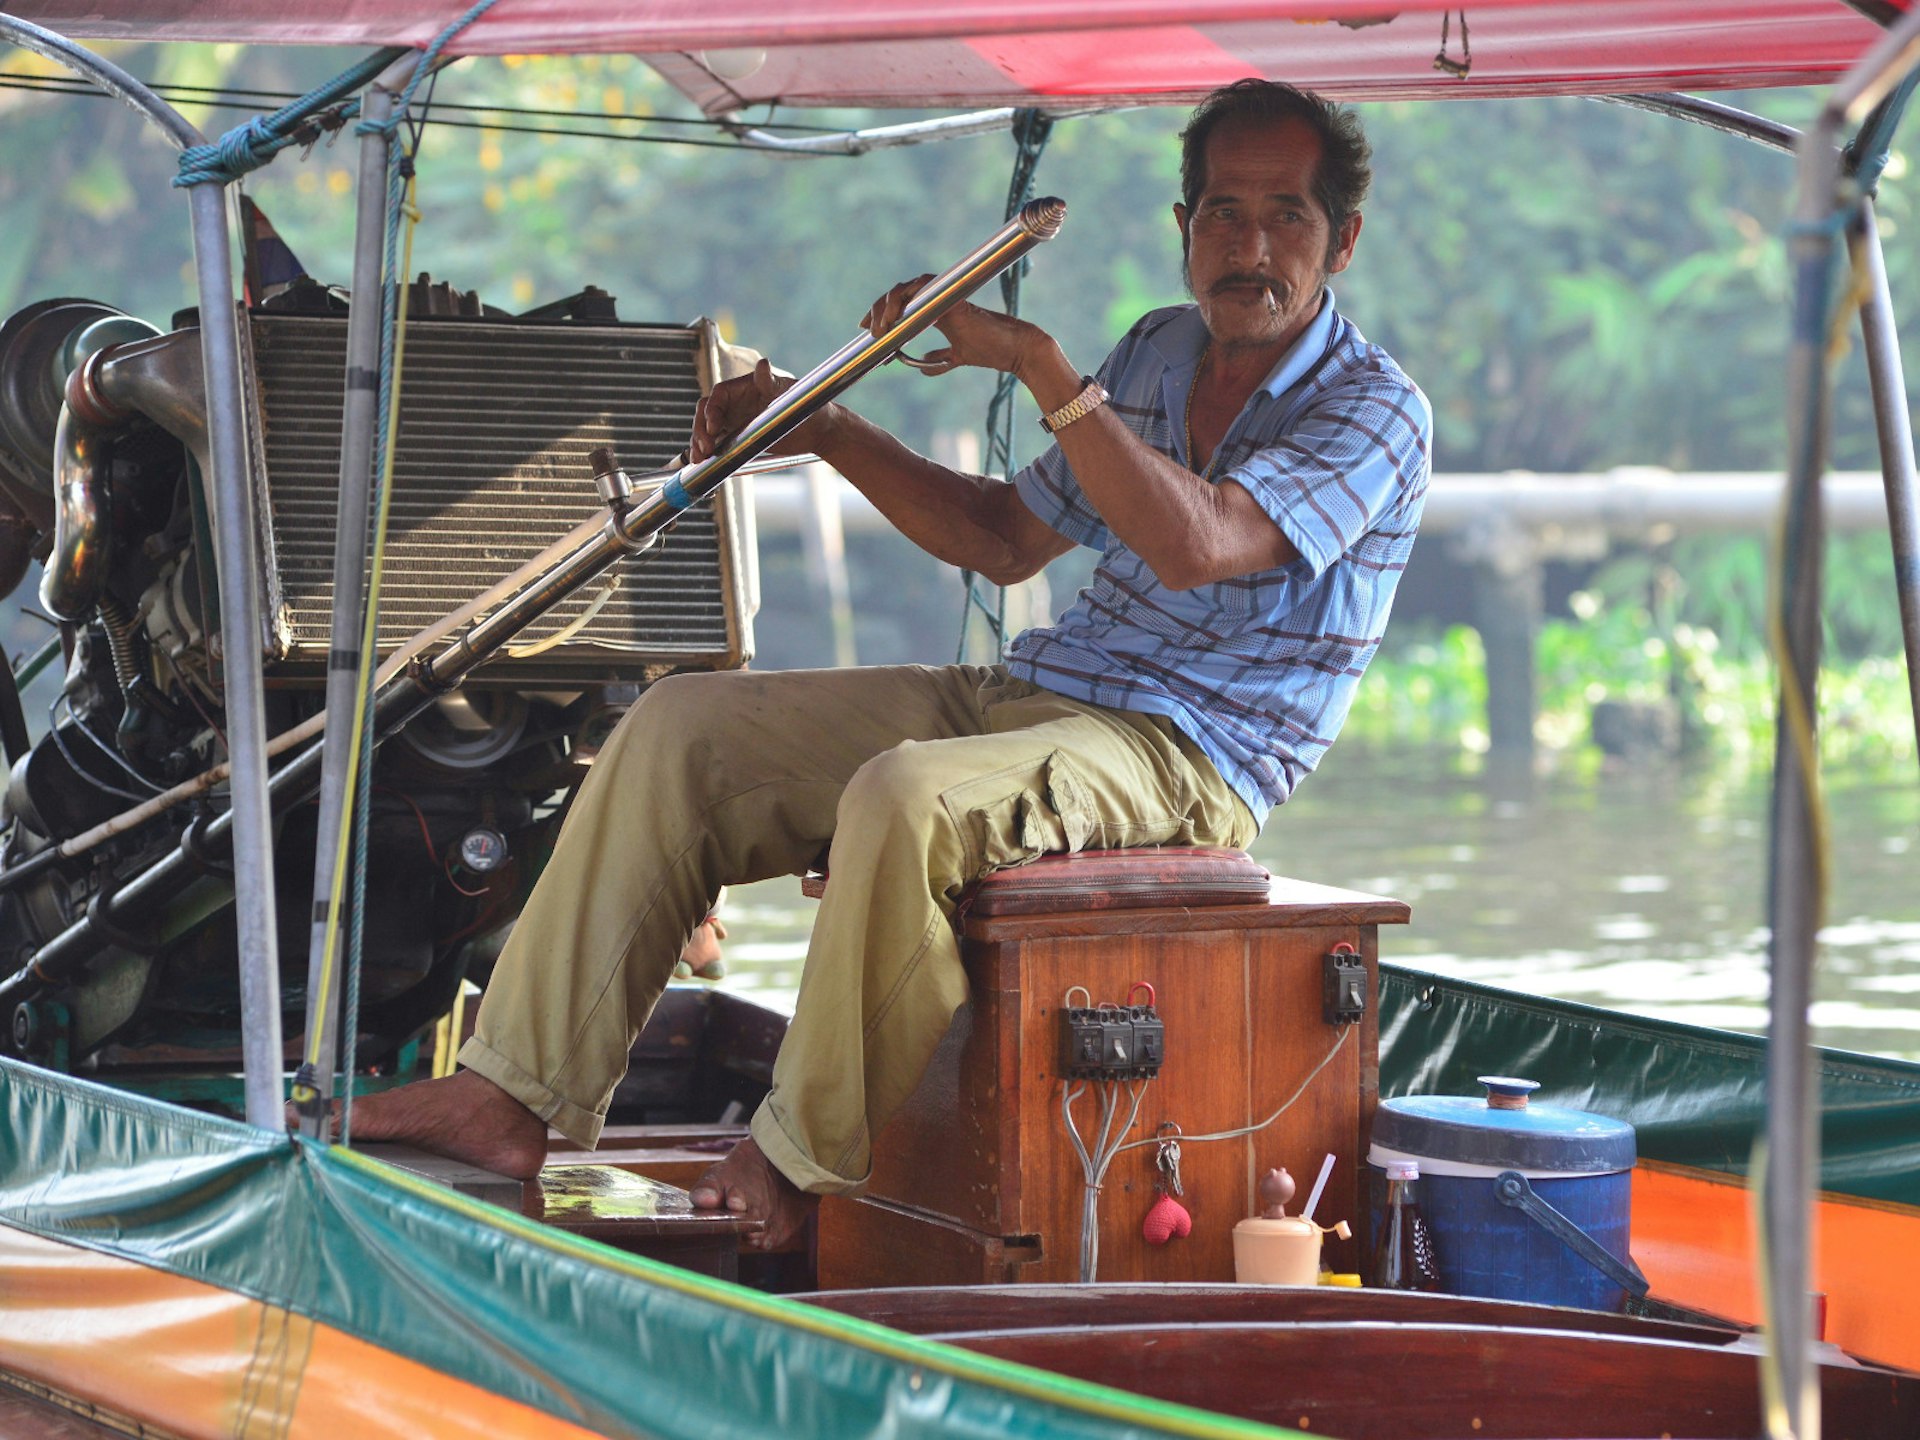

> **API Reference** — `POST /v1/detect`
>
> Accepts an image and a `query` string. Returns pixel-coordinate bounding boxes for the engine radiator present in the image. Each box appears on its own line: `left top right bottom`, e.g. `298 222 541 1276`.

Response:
243 313 755 686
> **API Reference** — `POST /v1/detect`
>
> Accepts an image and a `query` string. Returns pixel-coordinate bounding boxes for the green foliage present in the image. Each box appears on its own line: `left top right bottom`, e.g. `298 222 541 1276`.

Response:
1573 532 1906 662
1347 609 1915 769
1345 624 1489 748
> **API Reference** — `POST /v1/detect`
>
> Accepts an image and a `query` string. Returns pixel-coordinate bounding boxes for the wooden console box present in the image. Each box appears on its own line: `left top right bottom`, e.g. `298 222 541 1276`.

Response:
819 874 1408 1288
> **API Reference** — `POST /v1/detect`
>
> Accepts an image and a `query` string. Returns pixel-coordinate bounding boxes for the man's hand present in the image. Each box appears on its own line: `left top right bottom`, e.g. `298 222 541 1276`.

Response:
689 358 839 465
865 274 1038 380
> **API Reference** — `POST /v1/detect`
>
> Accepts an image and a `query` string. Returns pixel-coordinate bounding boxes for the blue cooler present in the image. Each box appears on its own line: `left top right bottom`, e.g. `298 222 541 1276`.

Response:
1368 1076 1644 1312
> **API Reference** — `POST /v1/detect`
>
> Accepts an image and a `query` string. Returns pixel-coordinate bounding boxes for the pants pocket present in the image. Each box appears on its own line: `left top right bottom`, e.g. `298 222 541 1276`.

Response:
947 752 1098 882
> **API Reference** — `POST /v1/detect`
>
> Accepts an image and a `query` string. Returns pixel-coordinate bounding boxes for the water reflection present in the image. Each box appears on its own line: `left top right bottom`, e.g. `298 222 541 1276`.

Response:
711 748 1920 1061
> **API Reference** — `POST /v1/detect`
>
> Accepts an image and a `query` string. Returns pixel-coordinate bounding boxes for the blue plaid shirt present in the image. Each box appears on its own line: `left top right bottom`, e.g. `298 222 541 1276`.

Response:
1007 294 1430 824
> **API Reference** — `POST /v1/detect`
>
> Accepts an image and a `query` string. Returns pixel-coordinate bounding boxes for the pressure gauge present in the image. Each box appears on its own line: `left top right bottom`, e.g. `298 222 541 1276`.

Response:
458 827 510 874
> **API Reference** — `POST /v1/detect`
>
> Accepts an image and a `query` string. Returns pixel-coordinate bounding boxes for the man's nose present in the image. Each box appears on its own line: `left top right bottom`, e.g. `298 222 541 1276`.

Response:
1226 217 1271 268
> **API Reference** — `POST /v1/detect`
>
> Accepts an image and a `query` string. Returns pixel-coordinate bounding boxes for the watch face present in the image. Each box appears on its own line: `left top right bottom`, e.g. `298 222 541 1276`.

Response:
459 828 509 873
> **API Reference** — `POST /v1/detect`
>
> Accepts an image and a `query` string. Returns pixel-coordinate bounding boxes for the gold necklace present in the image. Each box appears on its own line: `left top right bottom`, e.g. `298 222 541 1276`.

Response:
1184 342 1218 480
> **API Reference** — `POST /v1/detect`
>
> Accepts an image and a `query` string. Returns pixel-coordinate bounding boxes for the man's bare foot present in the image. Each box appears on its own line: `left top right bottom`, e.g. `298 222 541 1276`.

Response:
674 916 728 981
689 1135 818 1250
323 1069 549 1181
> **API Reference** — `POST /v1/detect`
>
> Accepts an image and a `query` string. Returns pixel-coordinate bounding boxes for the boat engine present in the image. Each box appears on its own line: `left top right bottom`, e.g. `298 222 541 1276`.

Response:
0 281 758 1083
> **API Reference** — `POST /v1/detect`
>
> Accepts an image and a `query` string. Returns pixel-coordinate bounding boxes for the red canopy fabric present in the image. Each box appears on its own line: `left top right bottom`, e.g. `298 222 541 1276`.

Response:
651 3 1898 111
5 0 1902 108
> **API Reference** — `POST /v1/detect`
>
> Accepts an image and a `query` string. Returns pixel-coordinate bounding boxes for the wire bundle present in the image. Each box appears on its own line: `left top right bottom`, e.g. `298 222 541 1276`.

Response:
1060 1077 1147 1283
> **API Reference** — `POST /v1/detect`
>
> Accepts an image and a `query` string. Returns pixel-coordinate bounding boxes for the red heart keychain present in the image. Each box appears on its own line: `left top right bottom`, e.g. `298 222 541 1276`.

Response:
1142 1123 1192 1245
1143 1191 1193 1244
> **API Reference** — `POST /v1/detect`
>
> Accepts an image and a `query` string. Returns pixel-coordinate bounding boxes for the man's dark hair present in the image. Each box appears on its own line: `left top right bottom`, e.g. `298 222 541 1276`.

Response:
1179 80 1372 256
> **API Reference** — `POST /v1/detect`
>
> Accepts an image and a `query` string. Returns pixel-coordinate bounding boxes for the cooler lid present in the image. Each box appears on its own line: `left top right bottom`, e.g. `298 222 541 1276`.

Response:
1372 1076 1636 1175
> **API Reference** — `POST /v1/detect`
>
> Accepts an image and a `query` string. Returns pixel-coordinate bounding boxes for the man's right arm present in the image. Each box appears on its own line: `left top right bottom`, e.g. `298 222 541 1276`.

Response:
690 359 1073 585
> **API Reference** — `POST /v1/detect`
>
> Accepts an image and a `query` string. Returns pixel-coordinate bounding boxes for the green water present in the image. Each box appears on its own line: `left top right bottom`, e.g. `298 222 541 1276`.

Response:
710 748 1920 1062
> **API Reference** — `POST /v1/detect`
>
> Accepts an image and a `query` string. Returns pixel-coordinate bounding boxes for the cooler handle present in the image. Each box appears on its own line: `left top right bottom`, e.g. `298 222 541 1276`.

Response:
1493 1170 1650 1299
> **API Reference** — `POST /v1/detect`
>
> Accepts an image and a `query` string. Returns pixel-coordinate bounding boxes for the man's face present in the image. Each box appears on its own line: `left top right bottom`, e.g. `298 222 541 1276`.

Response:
1175 117 1362 354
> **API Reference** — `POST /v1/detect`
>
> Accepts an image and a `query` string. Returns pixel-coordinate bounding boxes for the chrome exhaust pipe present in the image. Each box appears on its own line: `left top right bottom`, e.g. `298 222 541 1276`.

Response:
39 325 186 622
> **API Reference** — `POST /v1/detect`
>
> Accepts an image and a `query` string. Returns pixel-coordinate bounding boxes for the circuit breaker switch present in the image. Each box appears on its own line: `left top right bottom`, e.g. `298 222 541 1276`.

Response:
1323 943 1367 1025
1060 1006 1106 1079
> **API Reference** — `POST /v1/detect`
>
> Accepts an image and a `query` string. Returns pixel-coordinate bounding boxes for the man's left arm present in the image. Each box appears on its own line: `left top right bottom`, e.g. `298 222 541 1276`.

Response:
1014 333 1299 590
1204 374 1433 585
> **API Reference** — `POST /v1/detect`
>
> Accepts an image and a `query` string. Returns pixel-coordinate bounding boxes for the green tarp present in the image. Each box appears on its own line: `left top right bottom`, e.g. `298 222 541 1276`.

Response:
0 1059 1277 1440
1380 965 1920 1207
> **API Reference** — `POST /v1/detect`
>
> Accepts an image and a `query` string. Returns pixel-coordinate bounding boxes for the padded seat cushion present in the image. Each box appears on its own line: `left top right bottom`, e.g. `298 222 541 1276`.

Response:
801 847 1270 913
961 846 1270 916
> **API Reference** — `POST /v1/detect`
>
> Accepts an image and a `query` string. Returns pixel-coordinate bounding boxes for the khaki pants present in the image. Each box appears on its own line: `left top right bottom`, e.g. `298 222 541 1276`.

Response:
459 663 1256 1193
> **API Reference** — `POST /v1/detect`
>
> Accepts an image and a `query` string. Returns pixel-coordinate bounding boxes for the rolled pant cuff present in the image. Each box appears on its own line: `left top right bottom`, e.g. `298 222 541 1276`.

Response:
749 1103 867 1197
457 1036 605 1149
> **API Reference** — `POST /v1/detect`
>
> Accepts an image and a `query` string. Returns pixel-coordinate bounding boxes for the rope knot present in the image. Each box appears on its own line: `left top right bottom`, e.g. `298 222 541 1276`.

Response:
354 109 404 140
175 114 285 188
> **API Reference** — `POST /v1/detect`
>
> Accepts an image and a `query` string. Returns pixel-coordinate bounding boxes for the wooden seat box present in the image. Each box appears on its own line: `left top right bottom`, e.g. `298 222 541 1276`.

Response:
818 850 1408 1288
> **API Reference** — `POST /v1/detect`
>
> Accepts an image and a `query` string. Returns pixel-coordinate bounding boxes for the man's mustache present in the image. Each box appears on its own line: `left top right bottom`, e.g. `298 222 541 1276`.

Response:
1209 273 1281 296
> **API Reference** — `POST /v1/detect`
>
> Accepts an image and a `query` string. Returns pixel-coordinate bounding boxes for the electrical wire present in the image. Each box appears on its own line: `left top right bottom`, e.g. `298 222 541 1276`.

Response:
178 684 230 758
1113 1024 1354 1156
45 692 161 799
0 74 848 153
1055 1020 1352 1283
0 70 850 132
43 697 148 803
503 575 620 658
1060 1076 1148 1282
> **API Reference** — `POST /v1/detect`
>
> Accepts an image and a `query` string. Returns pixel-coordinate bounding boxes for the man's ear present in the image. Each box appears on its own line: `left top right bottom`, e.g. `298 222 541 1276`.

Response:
1173 201 1191 257
1327 212 1363 274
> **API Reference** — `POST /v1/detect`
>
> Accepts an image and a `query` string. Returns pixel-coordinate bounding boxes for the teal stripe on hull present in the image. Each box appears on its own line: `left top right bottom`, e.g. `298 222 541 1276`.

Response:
0 1058 1281 1440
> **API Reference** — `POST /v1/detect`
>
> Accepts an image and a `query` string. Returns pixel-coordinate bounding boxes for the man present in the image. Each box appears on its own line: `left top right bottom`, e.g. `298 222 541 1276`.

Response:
350 80 1430 1250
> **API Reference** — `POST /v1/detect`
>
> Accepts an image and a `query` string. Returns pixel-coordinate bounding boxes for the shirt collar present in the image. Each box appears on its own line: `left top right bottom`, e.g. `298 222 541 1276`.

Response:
1153 288 1338 399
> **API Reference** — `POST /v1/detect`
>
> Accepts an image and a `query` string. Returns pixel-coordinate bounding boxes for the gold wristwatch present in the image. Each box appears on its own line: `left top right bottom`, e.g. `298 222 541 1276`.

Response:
1037 376 1109 434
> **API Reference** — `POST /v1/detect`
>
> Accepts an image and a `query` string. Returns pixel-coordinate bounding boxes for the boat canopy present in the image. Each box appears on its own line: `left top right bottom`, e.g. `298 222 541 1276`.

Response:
4 0 1907 109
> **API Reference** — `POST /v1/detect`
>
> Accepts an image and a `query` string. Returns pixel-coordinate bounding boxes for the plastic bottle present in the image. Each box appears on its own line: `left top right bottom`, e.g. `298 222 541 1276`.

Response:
1370 1159 1442 1291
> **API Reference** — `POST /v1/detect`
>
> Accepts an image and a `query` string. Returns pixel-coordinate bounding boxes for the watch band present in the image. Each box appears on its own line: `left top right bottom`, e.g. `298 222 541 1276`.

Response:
1037 376 1109 434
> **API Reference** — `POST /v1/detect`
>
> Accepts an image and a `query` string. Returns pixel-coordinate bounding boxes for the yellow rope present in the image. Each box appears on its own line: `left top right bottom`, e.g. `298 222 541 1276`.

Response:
298 160 422 1093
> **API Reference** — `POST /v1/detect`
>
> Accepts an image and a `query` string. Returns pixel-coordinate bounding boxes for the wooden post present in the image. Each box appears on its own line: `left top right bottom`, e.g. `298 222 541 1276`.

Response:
1475 555 1541 766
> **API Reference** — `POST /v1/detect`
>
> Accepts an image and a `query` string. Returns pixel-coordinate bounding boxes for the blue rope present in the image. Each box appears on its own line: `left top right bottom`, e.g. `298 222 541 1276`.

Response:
174 46 407 188
957 108 1054 663
1844 70 1920 198
355 0 503 141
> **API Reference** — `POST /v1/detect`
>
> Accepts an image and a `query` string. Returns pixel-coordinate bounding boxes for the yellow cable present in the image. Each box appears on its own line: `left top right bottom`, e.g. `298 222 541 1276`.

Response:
298 157 424 1097
1747 228 1849 1440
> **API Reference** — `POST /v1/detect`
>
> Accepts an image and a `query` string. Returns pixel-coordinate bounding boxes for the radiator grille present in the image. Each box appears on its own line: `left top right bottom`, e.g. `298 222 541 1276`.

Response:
246 314 753 685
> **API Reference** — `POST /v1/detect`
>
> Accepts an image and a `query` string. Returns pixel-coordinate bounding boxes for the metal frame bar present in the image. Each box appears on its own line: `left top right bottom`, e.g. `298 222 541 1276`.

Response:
1853 197 1920 761
0 12 285 1131
294 55 421 1134
1771 10 1920 1436
1600 92 1801 153
720 104 1118 157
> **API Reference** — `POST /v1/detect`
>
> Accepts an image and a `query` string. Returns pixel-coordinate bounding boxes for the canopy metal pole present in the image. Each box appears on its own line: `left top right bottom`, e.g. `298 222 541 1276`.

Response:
294 56 418 1136
0 13 285 1130
722 104 1118 157
186 187 285 1132
1604 92 1799 153
1852 197 1920 764
1770 12 1920 1436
